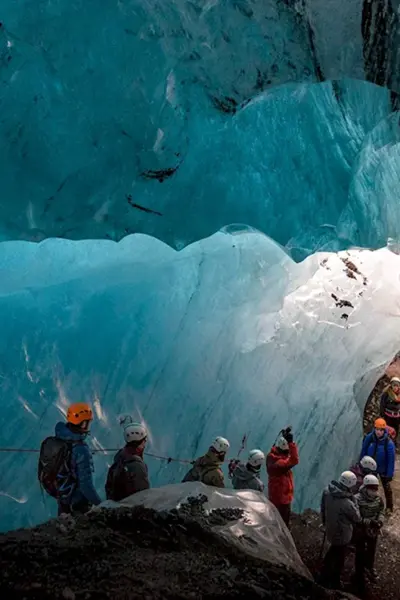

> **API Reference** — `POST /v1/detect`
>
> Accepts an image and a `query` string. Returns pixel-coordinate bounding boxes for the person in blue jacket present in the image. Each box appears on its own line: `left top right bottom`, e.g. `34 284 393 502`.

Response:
55 402 102 515
360 417 395 513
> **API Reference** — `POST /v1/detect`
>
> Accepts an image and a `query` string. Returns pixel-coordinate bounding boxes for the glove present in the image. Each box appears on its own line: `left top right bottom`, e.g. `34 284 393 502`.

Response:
363 518 372 526
374 520 383 529
285 432 293 444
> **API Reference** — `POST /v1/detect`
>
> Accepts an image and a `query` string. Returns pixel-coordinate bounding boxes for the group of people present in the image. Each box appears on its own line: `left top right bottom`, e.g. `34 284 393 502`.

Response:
38 404 300 527
37 376 400 595
320 376 400 594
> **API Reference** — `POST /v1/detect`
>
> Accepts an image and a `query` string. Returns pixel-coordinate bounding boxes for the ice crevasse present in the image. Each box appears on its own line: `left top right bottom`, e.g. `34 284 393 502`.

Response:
0 231 399 532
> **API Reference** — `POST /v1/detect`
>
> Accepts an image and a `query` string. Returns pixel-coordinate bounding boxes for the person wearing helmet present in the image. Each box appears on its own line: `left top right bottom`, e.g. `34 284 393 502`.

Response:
55 402 101 515
353 474 384 593
320 471 361 589
266 427 299 527
380 376 400 444
231 449 265 492
360 418 395 513
182 436 230 488
105 416 150 502
349 456 377 492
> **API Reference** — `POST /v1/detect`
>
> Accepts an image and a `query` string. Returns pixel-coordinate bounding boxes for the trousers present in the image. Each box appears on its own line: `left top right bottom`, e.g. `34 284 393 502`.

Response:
321 544 347 589
380 475 393 510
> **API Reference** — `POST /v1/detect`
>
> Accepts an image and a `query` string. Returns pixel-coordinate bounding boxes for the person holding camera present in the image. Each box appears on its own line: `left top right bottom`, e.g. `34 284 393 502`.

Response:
266 427 299 527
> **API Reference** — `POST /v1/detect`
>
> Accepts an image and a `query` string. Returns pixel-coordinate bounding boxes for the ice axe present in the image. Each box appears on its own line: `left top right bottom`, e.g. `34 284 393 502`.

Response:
228 432 248 479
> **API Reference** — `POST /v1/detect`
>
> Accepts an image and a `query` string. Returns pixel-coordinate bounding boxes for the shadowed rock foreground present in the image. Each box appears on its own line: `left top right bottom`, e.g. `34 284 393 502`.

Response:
0 502 352 600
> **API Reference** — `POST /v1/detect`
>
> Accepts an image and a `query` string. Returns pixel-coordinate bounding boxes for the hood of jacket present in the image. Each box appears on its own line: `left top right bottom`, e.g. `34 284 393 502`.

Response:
55 421 87 443
373 431 389 444
328 480 353 499
113 444 144 463
197 449 223 468
268 445 289 460
232 462 259 484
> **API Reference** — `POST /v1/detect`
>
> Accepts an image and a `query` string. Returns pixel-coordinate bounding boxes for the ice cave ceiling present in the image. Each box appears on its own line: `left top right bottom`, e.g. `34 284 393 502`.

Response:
0 0 399 256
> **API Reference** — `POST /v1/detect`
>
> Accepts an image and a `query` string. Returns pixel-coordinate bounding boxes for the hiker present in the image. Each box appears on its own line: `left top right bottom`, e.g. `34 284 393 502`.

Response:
182 436 230 487
380 377 400 443
38 402 101 516
105 417 150 502
353 474 384 593
266 427 299 527
231 449 265 492
349 456 377 492
320 471 361 590
360 418 395 513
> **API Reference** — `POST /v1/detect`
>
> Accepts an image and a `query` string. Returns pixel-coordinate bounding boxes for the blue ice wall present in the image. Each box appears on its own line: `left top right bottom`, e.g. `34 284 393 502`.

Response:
1 232 400 532
0 0 399 250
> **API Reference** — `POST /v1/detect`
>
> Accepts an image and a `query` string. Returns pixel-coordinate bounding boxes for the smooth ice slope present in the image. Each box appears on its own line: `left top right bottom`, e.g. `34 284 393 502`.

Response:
0 0 399 249
0 231 400 532
102 481 311 579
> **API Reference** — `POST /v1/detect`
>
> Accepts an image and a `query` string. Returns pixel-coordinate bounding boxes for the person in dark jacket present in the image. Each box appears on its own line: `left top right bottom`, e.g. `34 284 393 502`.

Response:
56 402 101 515
267 428 299 527
360 418 395 513
380 377 400 443
353 474 384 594
182 437 230 488
105 417 150 501
320 471 361 590
231 449 265 492
349 456 377 492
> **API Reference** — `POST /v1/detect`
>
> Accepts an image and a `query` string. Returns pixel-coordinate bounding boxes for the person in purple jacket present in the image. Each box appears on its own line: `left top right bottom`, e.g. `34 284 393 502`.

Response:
349 456 377 492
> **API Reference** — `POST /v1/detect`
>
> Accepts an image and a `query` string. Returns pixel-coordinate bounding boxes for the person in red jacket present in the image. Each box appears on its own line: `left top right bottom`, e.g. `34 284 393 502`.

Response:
267 427 299 527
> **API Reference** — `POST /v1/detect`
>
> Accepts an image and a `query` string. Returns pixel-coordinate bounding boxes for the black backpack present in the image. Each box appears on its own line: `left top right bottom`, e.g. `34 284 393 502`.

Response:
38 437 77 500
105 453 132 502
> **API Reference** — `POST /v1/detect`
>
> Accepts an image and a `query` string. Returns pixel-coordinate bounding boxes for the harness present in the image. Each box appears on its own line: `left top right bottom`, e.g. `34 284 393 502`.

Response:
384 408 400 418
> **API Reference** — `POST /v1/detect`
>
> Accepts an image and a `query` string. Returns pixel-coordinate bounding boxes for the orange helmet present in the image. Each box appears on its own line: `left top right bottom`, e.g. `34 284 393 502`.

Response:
374 417 387 429
67 403 93 426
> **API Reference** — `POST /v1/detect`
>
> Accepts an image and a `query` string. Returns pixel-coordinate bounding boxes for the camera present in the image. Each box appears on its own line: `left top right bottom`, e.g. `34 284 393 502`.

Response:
281 426 292 438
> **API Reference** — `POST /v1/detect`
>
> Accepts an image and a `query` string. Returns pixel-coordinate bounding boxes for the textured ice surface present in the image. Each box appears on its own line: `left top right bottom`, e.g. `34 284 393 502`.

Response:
0 231 400 532
102 481 311 578
0 0 399 249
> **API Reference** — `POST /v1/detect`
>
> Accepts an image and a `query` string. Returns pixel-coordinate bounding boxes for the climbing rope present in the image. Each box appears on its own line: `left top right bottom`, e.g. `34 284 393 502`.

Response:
0 447 193 464
0 436 250 466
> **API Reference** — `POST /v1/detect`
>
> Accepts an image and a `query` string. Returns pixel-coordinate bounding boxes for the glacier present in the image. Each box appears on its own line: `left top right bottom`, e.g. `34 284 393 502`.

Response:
0 230 400 532
0 1 399 251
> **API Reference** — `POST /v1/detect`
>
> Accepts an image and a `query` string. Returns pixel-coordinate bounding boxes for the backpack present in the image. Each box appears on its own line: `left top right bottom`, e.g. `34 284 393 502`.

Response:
182 462 215 484
105 453 136 502
38 437 77 500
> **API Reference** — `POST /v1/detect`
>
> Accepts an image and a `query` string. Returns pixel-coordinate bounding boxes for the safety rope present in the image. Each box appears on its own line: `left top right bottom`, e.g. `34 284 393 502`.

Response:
0 447 193 464
0 440 250 466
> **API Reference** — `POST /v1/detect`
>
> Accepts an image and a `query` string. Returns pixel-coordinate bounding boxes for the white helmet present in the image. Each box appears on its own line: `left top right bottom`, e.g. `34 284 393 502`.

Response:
339 471 357 489
363 474 379 487
211 436 230 454
124 422 147 443
360 456 377 472
391 377 400 386
276 437 289 451
248 449 265 468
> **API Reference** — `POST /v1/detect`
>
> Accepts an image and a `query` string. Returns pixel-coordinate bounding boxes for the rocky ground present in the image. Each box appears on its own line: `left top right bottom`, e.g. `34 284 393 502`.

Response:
0 501 352 600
